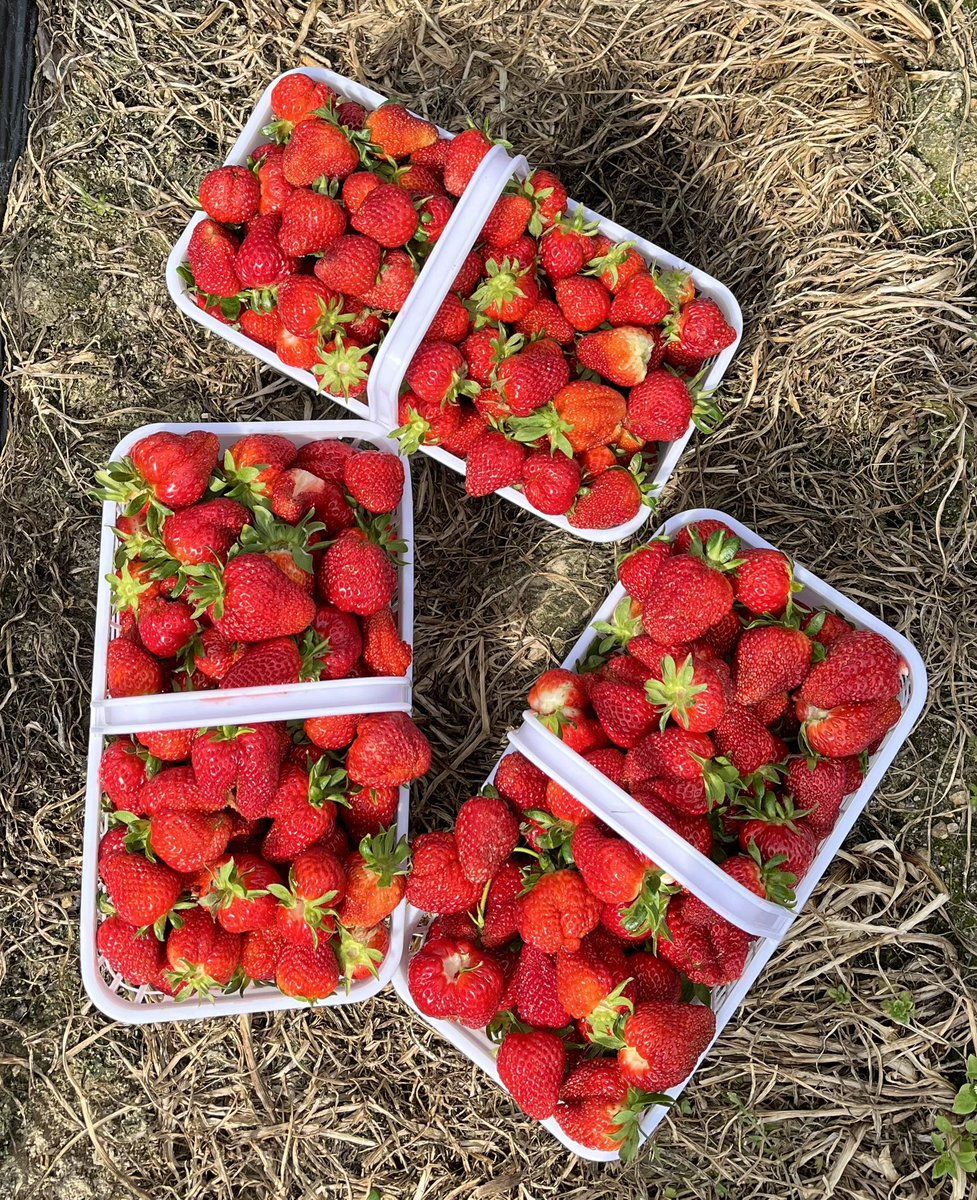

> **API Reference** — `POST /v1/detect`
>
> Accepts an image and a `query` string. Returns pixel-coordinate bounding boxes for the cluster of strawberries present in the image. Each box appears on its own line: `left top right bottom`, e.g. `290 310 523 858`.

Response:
397 175 737 529
95 428 410 698
182 73 486 398
95 713 430 1003
403 518 907 1153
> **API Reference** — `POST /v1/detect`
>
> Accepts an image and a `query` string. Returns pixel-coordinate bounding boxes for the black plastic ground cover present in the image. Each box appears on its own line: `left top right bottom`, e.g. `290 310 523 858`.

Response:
1 0 37 445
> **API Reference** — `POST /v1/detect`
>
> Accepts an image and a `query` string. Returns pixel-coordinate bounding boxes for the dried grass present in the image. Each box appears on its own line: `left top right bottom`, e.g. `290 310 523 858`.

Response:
1 0 976 1196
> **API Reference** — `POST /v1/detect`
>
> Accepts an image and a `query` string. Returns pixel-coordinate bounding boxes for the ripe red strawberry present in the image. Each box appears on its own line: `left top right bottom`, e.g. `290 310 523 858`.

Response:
347 712 431 787
408 936 504 1027
276 328 319 369
494 752 548 813
106 637 166 698
233 214 297 288
223 429 299 497
464 430 527 496
586 239 646 292
365 103 438 159
254 146 296 215
406 340 473 404
131 728 193 768
135 596 196 658
240 927 286 981
540 223 592 280
618 540 673 604
664 297 736 368
440 405 489 457
480 192 534 247
515 380 626 454
454 795 520 884
97 429 219 513
294 438 356 484
217 636 300 690
738 808 817 877
136 764 218 816
269 467 345 530
634 790 714 859
722 844 798 905
199 165 259 225
162 497 251 566
268 845 346 947
518 869 601 954
443 127 494 196
275 275 340 339
608 271 671 327
399 161 446 195
425 291 470 342
344 450 405 514
262 759 342 861
733 625 814 707
359 249 417 312
461 326 506 386
237 303 281 347
165 908 241 997
497 1031 567 1120
796 696 901 758
317 528 397 617
672 520 732 553
314 233 382 294
803 609 854 650
361 606 411 676
313 336 373 401
521 450 581 515
784 754 857 836
473 260 540 324
304 714 359 750
100 849 183 929
282 118 359 185
96 915 169 988
626 370 700 442
276 939 340 1001
495 338 570 417
394 392 462 454
451 248 485 296
733 548 795 615
510 943 572 1028
623 727 716 787
515 297 576 345
336 826 410 926
798 630 906 708
577 326 658 386
191 553 314 643
341 170 381 212
556 1075 662 1158
268 73 335 136
412 136 451 171
554 275 611 332
350 183 419 247
657 892 749 986
713 704 785 775
99 739 152 809
618 1000 716 1089
128 809 233 873
343 782 399 843
277 189 346 257
528 667 588 726
571 822 653 908
569 468 643 530
588 681 658 749
639 543 740 644
643 655 727 733
406 831 482 914
482 233 538 274
186 218 241 298
627 952 682 1003
199 852 283 933
336 922 390 987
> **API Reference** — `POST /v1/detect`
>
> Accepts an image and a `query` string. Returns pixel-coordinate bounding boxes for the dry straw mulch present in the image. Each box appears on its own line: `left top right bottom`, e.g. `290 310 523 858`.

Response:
1 0 976 1197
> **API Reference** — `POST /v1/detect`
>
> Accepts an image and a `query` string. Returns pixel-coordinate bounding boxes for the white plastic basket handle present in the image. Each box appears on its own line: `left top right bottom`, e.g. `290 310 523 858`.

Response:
368 145 528 431
508 715 796 941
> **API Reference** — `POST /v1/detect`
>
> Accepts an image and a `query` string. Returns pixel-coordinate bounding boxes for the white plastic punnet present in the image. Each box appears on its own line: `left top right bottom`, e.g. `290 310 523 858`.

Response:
392 508 927 1160
91 420 413 732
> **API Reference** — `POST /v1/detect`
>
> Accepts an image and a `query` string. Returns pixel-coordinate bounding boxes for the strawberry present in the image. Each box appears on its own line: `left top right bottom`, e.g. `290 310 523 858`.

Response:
100 849 183 930
473 259 540 324
294 438 357 484
344 450 405 514
96 429 219 513
588 681 658 749
577 327 657 387
275 276 342 339
797 697 901 758
480 192 533 247
528 667 588 726
189 553 314 643
314 233 382 295
106 637 165 698
495 338 570 416
137 764 220 815
623 728 716 786
199 165 259 225
350 183 419 247
347 712 431 787
569 468 643 530
752 691 790 726
618 1000 716 1089
798 630 906 708
223 433 297 497
497 1031 567 1120
125 809 233 873
240 927 286 981
515 381 627 456
494 752 548 813
336 101 367 130
482 233 538 274
406 340 474 404
634 791 714 859
233 723 285 820
454 795 520 883
276 940 340 1001
738 804 817 877
268 846 346 947
234 214 297 288
733 625 813 707
722 844 798 905
394 392 462 454
713 704 785 775
412 137 451 171
464 430 527 496
317 528 398 617
268 74 335 136
515 297 576 345
644 655 728 733
618 540 673 604
185 218 241 298
424 292 470 342
269 468 347 530
607 271 671 327
254 147 296 215
337 828 409 929
784 754 857 837
639 538 741 644
314 336 373 401
511 943 572 1028
556 941 634 1030
521 450 581 515
586 239 646 293
165 908 241 997
276 328 320 369
443 128 494 196
540 223 593 280
626 370 707 442
658 892 750 985
278 189 346 256
627 953 682 1003
161 497 251 566
282 118 360 186
733 548 795 615
441 405 489 457
96 915 169 988
199 852 282 933
451 248 485 297
408 936 504 1027
555 1063 663 1159
362 607 412 676
99 739 152 809
461 326 506 387
365 103 438 159
136 596 196 658
699 609 742 658
336 922 390 987
262 758 343 861
342 170 381 213
673 520 734 553
522 168 567 231
553 275 611 331
803 609 854 650
343 783 399 843
406 831 482 914
663 297 736 367
304 714 359 750
518 869 601 954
